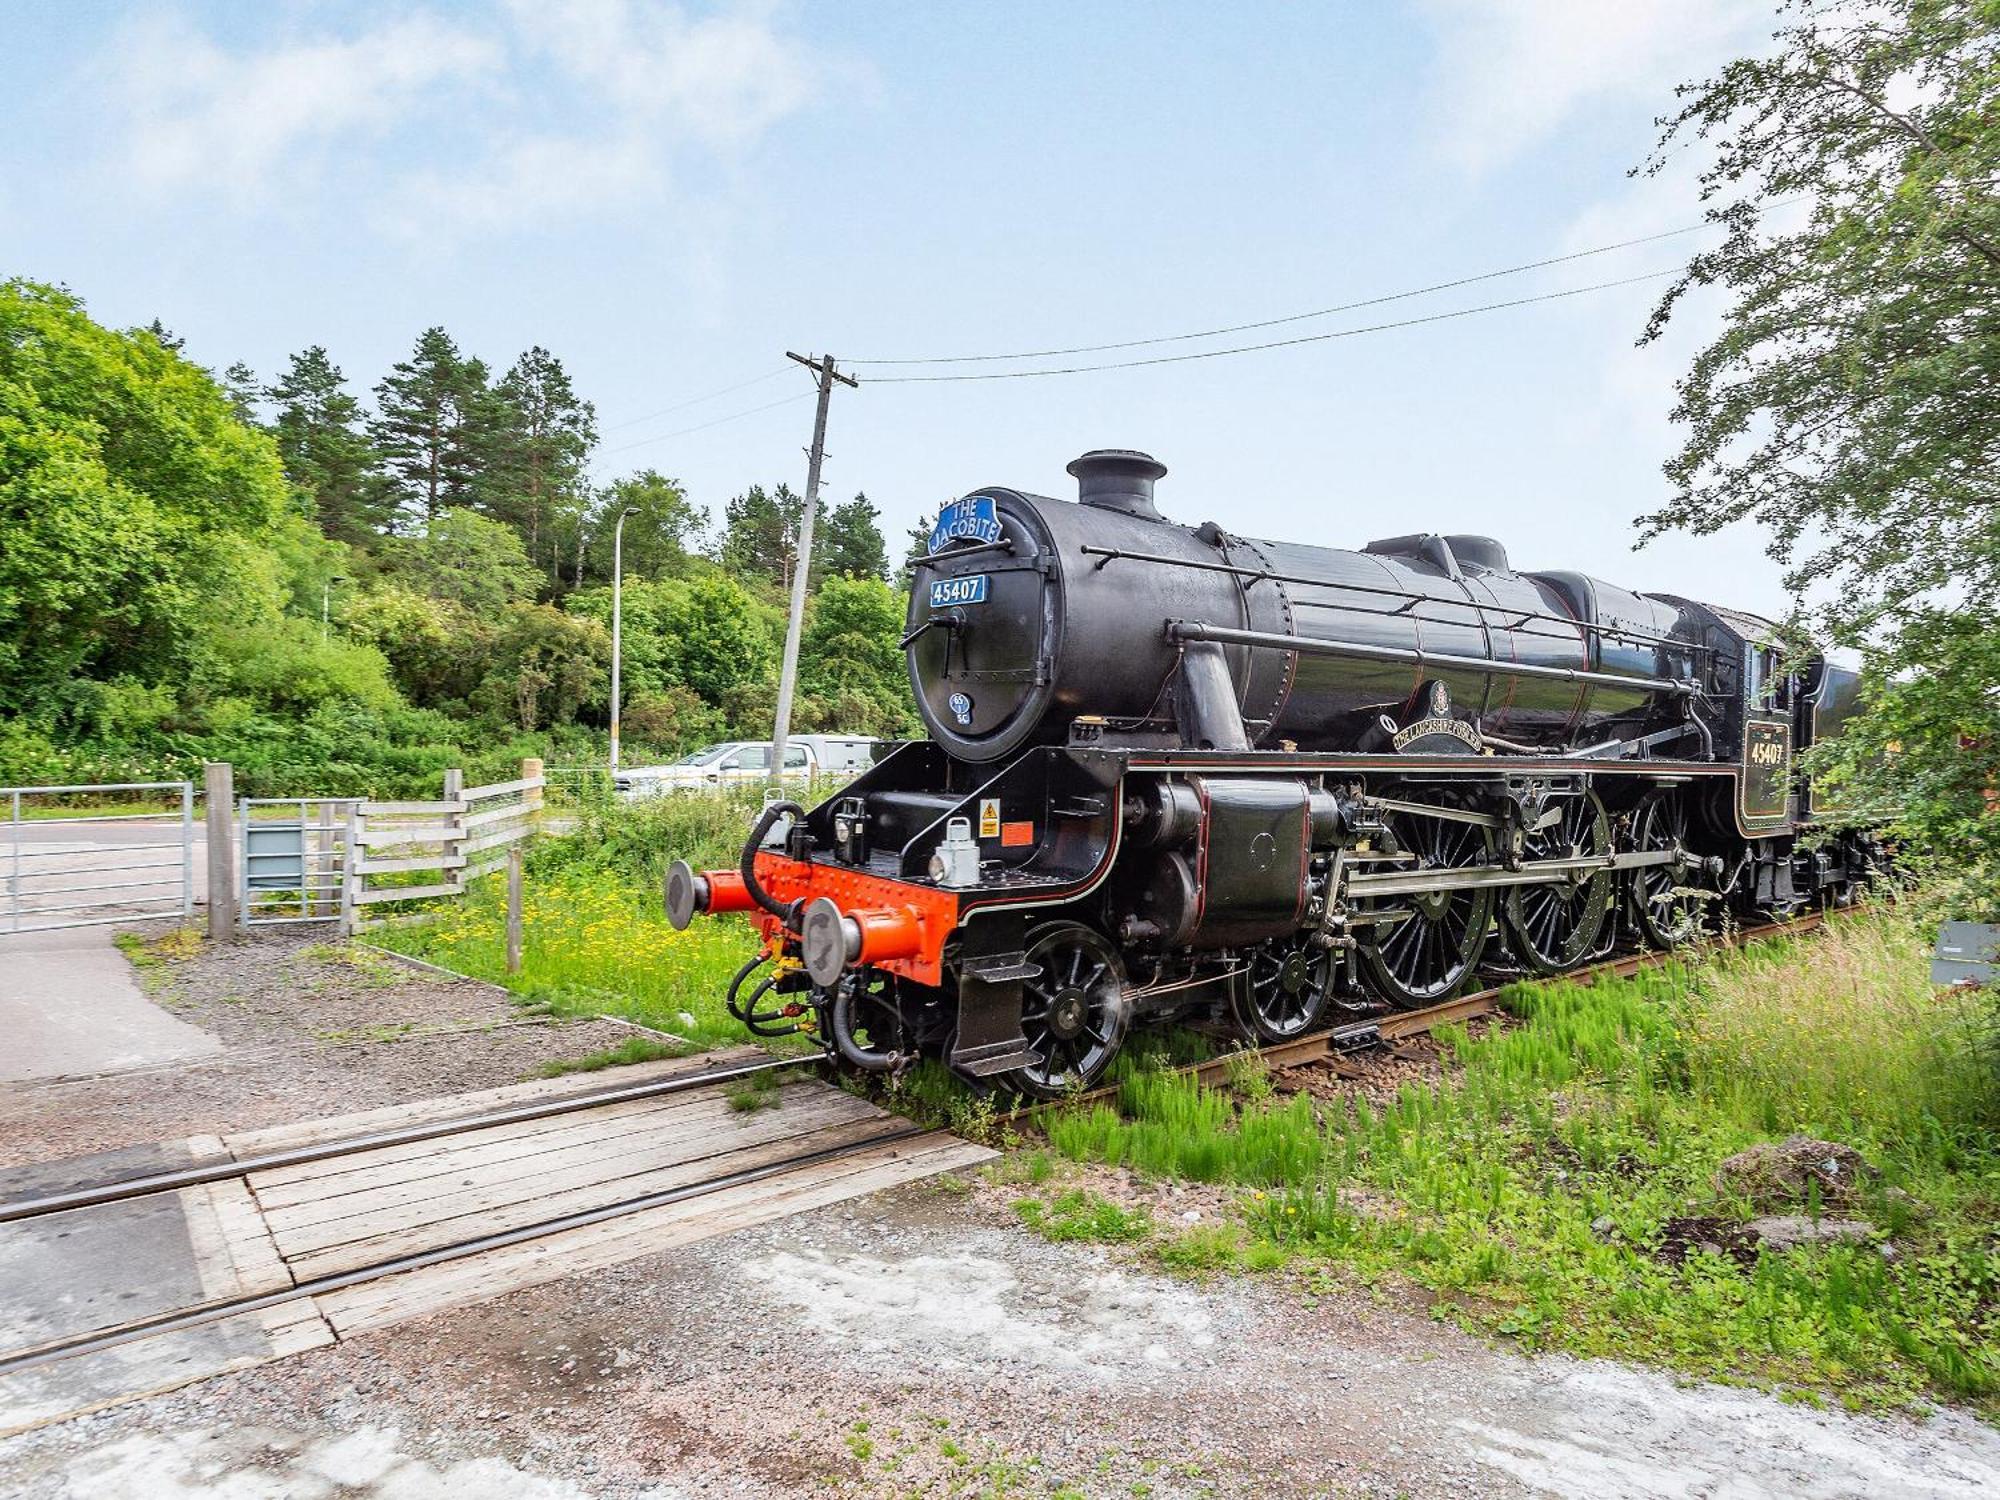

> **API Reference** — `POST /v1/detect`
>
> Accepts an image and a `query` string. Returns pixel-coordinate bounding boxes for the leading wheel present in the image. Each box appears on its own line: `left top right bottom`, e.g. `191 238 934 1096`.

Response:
1006 922 1129 1099
1628 793 1703 948
1229 931 1335 1042
1355 796 1495 1009
1503 792 1613 974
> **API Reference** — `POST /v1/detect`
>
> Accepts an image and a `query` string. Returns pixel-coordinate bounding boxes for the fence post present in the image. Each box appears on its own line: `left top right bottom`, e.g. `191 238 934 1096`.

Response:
521 756 544 830
443 768 465 894
341 802 361 937
506 842 524 975
179 782 195 926
313 801 335 919
203 762 236 940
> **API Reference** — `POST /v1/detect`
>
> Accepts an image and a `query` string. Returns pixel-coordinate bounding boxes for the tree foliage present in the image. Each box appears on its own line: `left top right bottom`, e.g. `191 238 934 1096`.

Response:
370 327 488 527
480 345 598 590
0 279 290 712
269 347 391 542
1 284 921 788
818 492 890 583
1643 0 2000 886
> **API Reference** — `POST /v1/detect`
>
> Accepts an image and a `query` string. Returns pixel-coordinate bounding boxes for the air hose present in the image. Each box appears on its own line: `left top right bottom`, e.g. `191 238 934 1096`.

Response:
829 979 915 1073
742 799 807 929
724 951 769 1024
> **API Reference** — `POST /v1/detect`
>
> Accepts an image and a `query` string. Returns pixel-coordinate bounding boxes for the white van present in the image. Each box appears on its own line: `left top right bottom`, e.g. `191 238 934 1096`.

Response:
614 736 883 798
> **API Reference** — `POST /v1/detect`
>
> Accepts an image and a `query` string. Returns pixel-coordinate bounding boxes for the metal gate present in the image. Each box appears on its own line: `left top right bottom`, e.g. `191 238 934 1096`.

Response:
240 797 356 928
2 781 196 934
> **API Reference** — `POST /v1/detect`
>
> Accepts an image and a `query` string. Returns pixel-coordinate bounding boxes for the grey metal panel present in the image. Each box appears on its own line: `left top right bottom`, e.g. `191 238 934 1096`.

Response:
1933 922 1999 988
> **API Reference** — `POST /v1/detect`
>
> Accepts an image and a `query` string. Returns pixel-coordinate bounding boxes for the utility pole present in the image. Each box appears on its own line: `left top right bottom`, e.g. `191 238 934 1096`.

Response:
770 352 857 789
609 505 638 774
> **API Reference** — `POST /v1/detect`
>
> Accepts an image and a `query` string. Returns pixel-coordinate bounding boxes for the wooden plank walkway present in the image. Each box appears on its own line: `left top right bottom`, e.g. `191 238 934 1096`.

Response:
0 1051 991 1434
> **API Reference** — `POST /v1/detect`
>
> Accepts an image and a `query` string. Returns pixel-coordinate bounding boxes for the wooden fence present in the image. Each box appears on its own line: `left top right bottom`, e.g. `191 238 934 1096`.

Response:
341 758 543 934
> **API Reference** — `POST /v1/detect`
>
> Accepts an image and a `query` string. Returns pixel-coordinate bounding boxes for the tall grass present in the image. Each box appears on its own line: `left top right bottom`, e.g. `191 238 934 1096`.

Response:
1040 905 2000 1413
1677 915 2000 1148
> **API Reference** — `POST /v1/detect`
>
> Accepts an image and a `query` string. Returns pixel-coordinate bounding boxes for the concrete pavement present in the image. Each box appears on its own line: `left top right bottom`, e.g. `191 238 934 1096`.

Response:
0 927 221 1082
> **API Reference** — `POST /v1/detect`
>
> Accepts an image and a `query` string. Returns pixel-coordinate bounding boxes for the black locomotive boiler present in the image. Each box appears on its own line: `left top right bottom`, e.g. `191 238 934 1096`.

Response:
667 450 1876 1096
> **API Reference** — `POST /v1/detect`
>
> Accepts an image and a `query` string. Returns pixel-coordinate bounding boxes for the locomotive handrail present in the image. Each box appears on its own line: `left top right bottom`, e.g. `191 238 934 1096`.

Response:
1165 620 1699 698
1084 543 1713 657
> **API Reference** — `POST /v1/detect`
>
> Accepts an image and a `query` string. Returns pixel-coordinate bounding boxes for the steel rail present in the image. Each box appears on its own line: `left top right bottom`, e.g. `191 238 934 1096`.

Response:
0 1053 816 1225
0 1122 926 1377
1058 912 1826 1111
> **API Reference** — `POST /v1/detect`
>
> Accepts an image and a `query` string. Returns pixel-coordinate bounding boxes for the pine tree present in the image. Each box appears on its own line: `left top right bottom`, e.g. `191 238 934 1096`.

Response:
717 482 802 587
479 346 598 588
144 318 184 352
221 361 262 427
816 492 889 584
268 347 391 543
900 507 939 580
370 327 486 528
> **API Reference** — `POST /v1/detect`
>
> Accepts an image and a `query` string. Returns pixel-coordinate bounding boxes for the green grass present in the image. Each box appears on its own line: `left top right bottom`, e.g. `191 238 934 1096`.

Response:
1012 1188 1153 1243
370 866 762 1047
1039 906 2000 1415
529 1034 689 1078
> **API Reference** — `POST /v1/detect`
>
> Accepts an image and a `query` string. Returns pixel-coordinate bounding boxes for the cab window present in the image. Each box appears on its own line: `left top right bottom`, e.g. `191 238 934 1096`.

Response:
1747 646 1793 712
784 745 809 769
733 745 771 771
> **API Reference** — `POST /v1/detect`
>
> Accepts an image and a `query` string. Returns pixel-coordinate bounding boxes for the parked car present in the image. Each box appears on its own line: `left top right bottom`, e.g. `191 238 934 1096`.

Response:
614 737 883 798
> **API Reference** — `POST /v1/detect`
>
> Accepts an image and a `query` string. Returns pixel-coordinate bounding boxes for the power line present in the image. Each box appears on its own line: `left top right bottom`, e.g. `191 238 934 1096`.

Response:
602 367 791 432
600 390 814 456
864 267 1681 384
848 222 1708 368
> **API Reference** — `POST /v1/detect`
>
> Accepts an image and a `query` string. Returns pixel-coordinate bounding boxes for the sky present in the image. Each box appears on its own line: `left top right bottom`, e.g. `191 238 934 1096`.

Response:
1 0 1797 614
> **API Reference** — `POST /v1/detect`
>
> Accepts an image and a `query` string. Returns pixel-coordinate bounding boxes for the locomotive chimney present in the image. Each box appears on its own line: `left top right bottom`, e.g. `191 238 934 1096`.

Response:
1067 449 1167 522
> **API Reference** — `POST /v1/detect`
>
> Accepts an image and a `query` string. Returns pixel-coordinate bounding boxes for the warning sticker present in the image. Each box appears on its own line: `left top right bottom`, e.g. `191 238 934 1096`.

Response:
977 798 1001 839
1001 820 1035 847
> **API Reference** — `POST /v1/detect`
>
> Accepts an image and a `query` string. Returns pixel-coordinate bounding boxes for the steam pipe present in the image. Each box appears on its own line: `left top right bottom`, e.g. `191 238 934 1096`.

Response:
741 800 806 925
1165 620 1696 698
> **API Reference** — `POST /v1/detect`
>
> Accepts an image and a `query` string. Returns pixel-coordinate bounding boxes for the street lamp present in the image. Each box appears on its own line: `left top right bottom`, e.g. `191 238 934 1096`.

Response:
609 507 639 774
322 575 346 642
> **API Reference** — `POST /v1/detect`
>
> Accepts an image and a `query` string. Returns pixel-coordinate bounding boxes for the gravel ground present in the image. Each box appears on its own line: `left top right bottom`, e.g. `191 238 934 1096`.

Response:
5 932 1998 1497
3 1178 1998 1500
0 924 663 1169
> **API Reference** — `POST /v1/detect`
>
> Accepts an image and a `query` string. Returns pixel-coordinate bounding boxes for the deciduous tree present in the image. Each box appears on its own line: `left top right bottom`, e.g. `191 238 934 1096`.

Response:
1641 0 2000 889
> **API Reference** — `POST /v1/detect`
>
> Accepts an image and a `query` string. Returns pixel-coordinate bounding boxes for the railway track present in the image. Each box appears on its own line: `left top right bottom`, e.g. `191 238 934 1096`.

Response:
1066 911 1828 1111
0 1052 925 1381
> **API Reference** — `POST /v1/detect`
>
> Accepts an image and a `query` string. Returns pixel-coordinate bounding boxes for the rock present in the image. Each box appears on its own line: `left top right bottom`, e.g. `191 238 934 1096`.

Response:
1713 1135 1878 1210
1590 1215 1617 1241
1745 1215 1876 1252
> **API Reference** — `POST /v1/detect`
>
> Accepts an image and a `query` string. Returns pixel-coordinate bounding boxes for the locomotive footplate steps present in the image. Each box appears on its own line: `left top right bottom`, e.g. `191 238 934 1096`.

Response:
0 1049 993 1434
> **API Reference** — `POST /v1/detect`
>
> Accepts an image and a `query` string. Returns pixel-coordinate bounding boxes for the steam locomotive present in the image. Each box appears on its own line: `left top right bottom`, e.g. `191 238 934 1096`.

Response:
666 450 1875 1096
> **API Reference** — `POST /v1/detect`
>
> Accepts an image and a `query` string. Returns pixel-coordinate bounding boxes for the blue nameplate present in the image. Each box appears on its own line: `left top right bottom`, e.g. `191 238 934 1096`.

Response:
928 495 1003 553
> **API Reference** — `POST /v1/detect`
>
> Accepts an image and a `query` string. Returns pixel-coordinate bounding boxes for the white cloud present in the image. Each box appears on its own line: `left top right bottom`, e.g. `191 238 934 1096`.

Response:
505 0 818 146
112 12 501 192
1417 0 1767 173
98 2 825 233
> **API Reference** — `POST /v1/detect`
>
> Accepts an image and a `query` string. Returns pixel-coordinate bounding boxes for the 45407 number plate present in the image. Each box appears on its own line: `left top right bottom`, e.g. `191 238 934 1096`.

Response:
928 574 988 608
